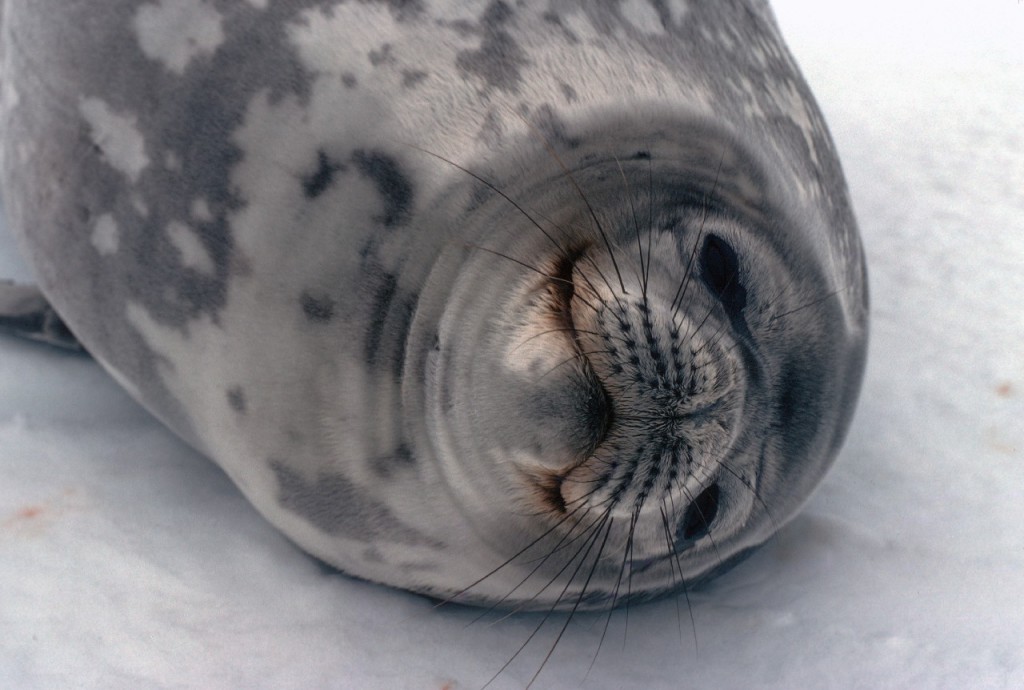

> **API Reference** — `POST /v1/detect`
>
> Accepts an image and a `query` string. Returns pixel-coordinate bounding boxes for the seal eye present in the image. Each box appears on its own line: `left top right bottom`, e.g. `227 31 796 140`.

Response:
700 234 746 316
678 483 720 543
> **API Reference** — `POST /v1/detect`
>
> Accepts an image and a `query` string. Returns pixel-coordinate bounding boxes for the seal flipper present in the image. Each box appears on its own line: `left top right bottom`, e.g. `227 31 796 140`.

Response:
0 281 83 351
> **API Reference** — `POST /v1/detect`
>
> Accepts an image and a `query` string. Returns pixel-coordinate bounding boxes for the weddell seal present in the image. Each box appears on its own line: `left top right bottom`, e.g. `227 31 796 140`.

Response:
0 0 867 612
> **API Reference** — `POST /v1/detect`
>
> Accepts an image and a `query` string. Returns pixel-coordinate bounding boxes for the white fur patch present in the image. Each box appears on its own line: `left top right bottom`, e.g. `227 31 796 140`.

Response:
132 195 150 217
133 0 225 75
561 10 600 42
667 0 690 27
167 221 216 275
79 98 149 184
288 4 399 83
2 74 19 109
91 213 120 255
423 0 489 23
163 151 182 172
124 301 224 450
191 198 213 222
776 79 820 168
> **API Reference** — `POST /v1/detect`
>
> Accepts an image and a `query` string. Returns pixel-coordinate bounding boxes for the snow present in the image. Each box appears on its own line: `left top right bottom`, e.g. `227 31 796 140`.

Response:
2 1 1023 688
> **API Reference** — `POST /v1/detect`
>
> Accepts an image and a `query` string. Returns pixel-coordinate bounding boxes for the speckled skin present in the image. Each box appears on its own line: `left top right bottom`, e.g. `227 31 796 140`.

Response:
0 0 867 610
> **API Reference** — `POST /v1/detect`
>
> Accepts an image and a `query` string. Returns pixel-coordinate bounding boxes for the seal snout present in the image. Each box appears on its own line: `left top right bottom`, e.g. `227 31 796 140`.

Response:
563 248 745 490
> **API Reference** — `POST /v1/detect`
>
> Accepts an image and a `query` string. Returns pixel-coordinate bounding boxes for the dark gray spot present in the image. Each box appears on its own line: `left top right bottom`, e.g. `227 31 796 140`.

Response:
528 104 581 149
370 444 416 478
559 81 577 103
455 0 528 94
352 150 414 227
270 460 442 547
474 108 505 148
368 43 394 66
301 150 345 199
341 72 358 88
300 290 335 322
401 69 428 88
226 386 246 413
542 11 580 43
364 271 397 365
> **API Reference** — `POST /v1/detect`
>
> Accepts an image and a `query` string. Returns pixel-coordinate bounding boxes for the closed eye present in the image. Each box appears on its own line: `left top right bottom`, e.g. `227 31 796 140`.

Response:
700 234 747 316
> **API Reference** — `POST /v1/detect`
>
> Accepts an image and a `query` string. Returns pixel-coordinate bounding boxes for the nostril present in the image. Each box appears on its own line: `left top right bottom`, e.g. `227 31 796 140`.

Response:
678 483 720 542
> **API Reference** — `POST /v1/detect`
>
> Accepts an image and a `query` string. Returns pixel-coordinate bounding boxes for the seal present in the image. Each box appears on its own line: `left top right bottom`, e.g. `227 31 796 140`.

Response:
0 0 868 612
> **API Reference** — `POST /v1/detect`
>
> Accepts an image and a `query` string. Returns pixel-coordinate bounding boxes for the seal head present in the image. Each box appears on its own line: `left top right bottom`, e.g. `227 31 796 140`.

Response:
402 119 866 607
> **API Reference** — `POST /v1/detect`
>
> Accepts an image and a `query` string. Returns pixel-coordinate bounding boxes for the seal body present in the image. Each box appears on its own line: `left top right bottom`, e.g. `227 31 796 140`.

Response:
0 0 867 610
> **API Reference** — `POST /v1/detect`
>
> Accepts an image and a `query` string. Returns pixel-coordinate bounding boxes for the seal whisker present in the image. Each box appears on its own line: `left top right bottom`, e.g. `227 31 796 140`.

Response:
670 150 728 322
431 495 602 610
406 143 570 257
614 156 648 301
681 293 724 352
517 493 616 567
515 111 629 299
409 143 624 324
585 504 643 680
462 244 559 282
535 349 616 383
510 326 632 355
768 285 852 324
408 145 628 331
481 505 615 689
471 497 614 626
660 504 699 656
693 310 742 362
717 458 779 535
464 243 608 318
524 514 617 690
645 154 655 295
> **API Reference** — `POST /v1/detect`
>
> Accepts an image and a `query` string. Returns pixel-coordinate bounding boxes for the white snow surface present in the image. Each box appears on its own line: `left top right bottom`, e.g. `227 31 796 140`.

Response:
2 2 1023 688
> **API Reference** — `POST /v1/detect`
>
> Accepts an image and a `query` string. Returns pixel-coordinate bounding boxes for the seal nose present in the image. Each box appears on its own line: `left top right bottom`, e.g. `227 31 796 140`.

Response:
677 483 721 545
